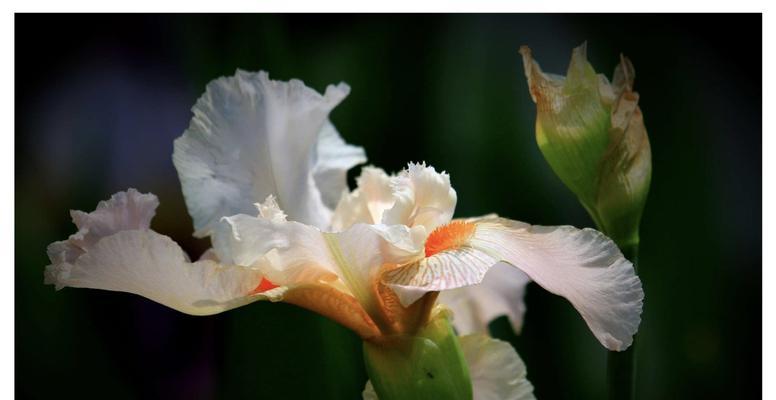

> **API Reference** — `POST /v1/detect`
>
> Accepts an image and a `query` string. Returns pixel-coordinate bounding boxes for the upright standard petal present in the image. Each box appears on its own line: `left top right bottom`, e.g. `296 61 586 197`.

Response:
382 162 457 234
313 121 369 210
384 218 643 351
173 70 365 237
332 162 457 237
45 189 264 315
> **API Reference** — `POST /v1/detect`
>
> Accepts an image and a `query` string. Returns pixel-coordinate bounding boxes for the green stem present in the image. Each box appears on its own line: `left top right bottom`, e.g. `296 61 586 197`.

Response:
362 314 472 400
607 242 639 400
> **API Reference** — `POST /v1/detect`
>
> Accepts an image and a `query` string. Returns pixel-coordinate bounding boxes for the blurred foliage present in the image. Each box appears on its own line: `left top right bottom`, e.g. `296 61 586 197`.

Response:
16 14 760 399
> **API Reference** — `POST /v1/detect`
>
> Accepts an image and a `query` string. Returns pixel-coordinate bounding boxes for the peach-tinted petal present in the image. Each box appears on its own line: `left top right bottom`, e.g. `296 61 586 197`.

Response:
45 190 264 316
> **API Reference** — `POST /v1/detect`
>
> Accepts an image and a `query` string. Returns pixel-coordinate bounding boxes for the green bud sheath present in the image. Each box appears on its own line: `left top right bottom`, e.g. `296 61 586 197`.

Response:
531 45 612 210
520 44 652 249
363 313 473 400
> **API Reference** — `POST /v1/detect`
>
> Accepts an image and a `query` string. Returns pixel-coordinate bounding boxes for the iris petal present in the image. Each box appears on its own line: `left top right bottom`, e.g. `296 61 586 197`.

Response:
384 217 643 351
173 70 365 236
45 189 264 315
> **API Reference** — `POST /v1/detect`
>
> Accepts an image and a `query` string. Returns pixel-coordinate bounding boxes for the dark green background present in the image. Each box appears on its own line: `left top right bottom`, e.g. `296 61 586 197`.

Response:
16 14 761 399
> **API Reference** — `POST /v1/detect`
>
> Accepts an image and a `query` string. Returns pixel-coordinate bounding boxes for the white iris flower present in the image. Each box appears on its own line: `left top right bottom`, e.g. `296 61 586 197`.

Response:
45 71 643 400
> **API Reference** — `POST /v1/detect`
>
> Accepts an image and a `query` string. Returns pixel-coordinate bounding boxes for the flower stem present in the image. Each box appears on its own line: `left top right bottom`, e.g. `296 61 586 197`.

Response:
362 313 472 400
607 242 639 400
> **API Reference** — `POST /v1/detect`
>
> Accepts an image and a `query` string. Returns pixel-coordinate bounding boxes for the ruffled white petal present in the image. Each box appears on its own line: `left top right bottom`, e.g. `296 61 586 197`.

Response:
362 333 535 400
331 166 395 231
68 189 158 251
45 190 263 315
173 70 364 237
46 189 160 278
382 162 457 234
440 262 531 335
460 334 535 400
385 217 643 351
332 163 457 235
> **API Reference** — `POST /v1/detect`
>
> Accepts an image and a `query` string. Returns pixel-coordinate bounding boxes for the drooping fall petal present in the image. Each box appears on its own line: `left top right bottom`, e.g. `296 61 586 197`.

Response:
173 70 365 237
44 189 264 315
384 217 643 351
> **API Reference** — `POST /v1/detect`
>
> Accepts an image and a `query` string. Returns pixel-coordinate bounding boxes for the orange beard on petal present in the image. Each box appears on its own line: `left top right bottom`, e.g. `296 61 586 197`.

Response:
424 220 476 257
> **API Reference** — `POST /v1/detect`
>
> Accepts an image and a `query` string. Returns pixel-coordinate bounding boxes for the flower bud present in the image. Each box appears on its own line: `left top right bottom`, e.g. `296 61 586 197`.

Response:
520 43 652 249
362 311 473 400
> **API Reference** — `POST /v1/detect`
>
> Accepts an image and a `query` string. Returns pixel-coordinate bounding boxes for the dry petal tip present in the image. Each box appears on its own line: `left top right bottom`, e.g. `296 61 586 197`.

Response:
518 45 556 106
572 41 588 61
518 46 538 102
613 53 636 93
567 42 599 87
518 45 532 62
